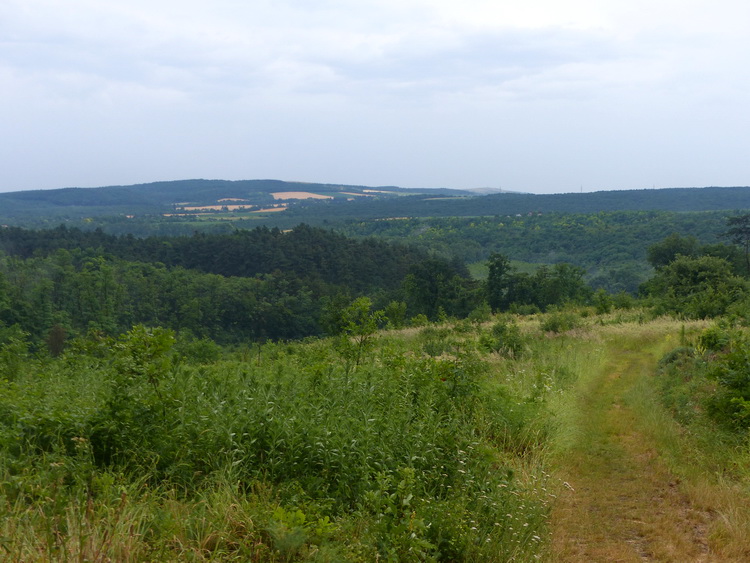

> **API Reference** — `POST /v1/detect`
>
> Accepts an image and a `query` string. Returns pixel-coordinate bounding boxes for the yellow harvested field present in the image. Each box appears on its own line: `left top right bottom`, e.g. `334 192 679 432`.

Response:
270 191 333 200
181 205 250 211
254 207 288 213
182 205 223 211
341 192 371 197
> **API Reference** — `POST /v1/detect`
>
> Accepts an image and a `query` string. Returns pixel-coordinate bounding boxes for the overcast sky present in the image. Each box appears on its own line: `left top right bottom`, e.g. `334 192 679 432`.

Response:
2 1 749 194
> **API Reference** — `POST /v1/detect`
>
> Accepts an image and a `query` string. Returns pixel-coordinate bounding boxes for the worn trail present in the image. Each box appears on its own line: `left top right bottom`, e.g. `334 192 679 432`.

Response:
548 343 719 562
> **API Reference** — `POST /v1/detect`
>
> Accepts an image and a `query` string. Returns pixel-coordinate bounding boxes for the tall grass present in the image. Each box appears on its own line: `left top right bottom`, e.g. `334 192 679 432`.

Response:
0 318 575 561
645 320 750 557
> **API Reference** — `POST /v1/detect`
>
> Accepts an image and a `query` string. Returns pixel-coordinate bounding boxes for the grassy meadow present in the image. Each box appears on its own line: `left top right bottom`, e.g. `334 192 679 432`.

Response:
3 309 750 561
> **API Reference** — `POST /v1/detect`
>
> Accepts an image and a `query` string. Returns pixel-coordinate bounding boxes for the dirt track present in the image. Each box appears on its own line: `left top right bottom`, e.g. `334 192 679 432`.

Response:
548 347 721 562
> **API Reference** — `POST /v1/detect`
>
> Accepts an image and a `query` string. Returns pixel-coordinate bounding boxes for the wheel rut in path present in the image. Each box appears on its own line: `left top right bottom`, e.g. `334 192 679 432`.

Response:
548 348 717 562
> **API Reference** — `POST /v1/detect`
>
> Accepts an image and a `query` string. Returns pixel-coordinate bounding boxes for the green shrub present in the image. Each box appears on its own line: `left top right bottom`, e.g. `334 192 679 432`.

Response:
0 321 551 560
383 300 408 329
704 339 750 429
480 319 525 358
175 335 222 364
540 311 581 333
656 346 707 425
658 346 696 369
467 302 492 324
699 325 732 353
612 291 635 310
0 332 29 381
593 289 614 314
418 326 456 357
509 303 540 316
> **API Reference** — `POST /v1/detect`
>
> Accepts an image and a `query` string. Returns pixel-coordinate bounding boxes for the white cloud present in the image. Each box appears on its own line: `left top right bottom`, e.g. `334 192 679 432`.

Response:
1 0 749 192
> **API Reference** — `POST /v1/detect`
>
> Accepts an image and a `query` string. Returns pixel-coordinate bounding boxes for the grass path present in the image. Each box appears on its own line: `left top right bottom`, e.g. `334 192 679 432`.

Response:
547 330 732 562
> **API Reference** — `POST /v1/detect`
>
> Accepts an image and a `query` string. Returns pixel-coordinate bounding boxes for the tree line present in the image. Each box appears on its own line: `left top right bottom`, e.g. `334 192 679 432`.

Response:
0 223 616 351
5 213 749 353
0 225 485 348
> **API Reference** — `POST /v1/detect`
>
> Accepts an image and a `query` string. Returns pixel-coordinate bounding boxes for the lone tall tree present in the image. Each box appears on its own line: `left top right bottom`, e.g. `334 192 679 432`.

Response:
723 214 750 275
486 253 512 312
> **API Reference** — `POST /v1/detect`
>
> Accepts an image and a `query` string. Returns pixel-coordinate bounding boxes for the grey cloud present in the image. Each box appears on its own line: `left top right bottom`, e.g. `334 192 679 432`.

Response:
2 0 750 194
308 28 619 100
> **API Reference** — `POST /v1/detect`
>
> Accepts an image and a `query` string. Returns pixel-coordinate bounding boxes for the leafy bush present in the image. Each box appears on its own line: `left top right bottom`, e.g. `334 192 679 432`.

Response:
658 329 750 431
509 303 540 315
643 255 748 319
540 311 582 333
480 319 526 357
658 346 696 369
0 327 29 381
175 333 222 364
383 300 407 329
417 326 457 357
699 325 732 353
467 302 492 324
593 288 614 314
704 340 750 430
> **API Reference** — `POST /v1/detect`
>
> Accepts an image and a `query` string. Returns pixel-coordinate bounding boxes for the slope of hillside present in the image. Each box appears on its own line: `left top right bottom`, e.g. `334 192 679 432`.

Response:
2 181 750 229
0 179 465 223
283 186 750 223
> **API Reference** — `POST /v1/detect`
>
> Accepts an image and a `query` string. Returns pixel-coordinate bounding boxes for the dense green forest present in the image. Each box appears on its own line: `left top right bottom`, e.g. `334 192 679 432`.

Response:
4 207 745 296
2 217 749 350
0 224 451 293
337 210 731 265
0 225 483 344
335 210 740 293
3 181 749 298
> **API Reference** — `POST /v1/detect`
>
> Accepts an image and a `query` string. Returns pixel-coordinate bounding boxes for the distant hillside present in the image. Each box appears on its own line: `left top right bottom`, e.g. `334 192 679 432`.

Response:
0 179 464 224
283 186 750 223
1 180 750 233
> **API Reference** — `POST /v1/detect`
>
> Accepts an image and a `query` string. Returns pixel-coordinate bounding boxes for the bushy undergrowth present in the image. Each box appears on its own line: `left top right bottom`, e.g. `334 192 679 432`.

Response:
657 323 750 432
0 318 568 561
540 310 583 334
479 318 527 358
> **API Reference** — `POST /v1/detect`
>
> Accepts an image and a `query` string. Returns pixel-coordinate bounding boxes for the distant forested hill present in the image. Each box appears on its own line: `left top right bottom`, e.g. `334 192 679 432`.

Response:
282 186 750 223
0 179 462 226
2 180 750 231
